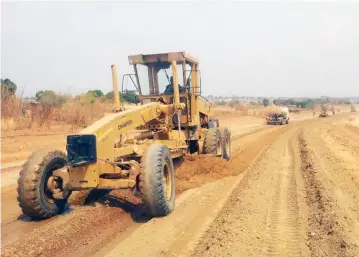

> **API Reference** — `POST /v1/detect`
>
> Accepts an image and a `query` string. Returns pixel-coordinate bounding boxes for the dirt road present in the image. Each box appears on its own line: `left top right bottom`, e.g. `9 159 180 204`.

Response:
191 113 359 257
2 112 358 257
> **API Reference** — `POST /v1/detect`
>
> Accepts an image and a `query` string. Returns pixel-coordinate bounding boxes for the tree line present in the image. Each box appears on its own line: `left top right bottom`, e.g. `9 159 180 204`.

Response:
262 98 352 108
1 78 140 105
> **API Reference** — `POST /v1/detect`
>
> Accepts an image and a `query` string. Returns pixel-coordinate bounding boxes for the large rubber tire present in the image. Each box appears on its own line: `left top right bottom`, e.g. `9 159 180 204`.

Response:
139 144 175 217
209 118 219 128
17 148 70 219
222 128 232 160
203 128 223 156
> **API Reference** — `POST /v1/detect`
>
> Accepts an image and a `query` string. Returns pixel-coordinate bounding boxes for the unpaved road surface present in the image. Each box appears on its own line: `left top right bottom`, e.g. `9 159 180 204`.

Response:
2 112 359 257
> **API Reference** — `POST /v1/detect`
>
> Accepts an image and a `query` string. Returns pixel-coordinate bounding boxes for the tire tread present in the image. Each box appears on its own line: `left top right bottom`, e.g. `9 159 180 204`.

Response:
17 148 68 219
139 144 175 217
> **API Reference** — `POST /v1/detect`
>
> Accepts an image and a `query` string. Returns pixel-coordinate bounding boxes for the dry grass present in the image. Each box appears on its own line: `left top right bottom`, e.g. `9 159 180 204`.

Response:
3 95 352 133
54 101 108 129
1 95 23 130
0 89 140 132
1 118 17 130
1 95 114 132
212 105 268 118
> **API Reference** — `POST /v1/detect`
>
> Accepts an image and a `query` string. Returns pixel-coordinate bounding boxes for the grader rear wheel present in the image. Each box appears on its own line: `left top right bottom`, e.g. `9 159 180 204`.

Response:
222 128 232 160
139 144 175 217
203 127 223 157
209 118 219 128
17 148 71 219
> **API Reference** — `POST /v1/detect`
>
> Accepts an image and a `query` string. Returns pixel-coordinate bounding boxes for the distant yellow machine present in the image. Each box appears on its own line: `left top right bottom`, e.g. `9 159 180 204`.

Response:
17 52 232 219
319 104 329 118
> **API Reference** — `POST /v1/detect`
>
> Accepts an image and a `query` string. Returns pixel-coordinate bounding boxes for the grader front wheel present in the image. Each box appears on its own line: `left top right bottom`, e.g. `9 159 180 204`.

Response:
17 148 71 219
139 144 175 217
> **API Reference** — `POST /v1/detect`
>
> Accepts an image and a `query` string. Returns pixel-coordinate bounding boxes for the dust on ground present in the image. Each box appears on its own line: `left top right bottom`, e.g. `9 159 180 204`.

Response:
1 113 275 257
1 111 358 257
191 113 359 257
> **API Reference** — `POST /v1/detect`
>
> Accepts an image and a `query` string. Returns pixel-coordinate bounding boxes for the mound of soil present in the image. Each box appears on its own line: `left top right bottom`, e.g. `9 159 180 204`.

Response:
175 156 231 193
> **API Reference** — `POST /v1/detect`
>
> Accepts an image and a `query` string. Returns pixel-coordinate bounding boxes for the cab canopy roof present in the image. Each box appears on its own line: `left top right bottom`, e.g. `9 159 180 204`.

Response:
128 51 199 67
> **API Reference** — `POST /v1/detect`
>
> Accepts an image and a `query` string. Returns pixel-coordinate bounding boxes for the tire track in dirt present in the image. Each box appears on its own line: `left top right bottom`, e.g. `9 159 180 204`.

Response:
343 124 359 139
1 188 108 247
190 127 308 257
324 125 359 188
1 189 142 257
261 135 302 257
1 123 280 257
298 132 351 257
168 125 282 195
306 124 359 233
231 125 268 141
327 124 359 151
94 126 294 257
189 114 357 257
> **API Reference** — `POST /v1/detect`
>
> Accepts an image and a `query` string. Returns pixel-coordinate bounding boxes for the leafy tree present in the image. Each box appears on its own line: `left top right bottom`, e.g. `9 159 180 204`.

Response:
305 99 315 109
77 90 104 104
105 90 139 104
35 90 66 107
105 91 114 99
87 90 104 98
282 99 296 105
229 99 240 108
263 98 269 107
295 99 314 109
34 90 67 126
36 90 54 101
1 78 17 98
79 93 96 104
122 91 139 103
215 100 226 105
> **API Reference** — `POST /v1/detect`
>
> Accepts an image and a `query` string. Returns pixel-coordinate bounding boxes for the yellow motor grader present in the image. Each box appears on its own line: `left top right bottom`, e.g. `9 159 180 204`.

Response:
17 52 232 219
319 104 329 118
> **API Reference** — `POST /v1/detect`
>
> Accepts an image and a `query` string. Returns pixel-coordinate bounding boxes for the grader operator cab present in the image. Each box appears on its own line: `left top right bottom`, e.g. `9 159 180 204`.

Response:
17 52 232 219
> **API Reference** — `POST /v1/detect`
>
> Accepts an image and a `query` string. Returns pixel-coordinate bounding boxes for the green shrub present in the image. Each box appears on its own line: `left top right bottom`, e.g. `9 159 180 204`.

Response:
105 90 140 104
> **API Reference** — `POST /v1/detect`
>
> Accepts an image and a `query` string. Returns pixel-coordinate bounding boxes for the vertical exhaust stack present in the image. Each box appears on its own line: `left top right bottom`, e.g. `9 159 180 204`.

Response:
171 61 180 110
171 61 185 141
111 64 124 112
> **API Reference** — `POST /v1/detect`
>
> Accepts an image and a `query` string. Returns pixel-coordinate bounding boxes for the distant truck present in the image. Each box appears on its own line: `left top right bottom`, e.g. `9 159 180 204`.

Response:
266 106 289 125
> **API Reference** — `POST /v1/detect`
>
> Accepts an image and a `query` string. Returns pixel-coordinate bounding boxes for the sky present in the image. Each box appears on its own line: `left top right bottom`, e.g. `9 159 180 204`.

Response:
1 1 359 98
